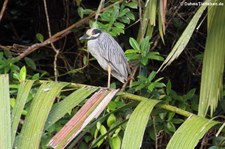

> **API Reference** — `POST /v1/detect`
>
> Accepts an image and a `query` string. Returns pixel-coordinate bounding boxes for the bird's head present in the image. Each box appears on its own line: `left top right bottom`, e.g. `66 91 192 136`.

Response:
79 28 102 40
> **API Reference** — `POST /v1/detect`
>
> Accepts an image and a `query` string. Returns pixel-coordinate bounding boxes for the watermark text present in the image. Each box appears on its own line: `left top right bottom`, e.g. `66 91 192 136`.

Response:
180 1 224 6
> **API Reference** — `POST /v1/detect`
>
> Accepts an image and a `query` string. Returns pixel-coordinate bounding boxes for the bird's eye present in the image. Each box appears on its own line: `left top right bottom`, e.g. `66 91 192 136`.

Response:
92 29 101 35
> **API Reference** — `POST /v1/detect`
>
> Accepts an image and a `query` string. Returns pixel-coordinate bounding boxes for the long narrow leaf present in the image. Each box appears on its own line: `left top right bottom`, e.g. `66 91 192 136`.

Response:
15 82 67 149
149 0 157 26
121 99 160 149
45 86 98 129
11 80 34 143
157 0 210 72
166 115 219 149
48 88 119 149
0 74 11 149
198 0 225 117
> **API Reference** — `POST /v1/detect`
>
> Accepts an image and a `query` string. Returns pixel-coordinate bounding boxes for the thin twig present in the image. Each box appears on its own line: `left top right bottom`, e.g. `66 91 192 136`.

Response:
0 0 8 22
152 116 158 149
95 0 105 20
138 0 143 41
43 0 59 81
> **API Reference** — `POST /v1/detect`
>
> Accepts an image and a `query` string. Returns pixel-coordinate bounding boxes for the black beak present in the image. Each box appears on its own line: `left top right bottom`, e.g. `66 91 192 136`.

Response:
79 34 89 40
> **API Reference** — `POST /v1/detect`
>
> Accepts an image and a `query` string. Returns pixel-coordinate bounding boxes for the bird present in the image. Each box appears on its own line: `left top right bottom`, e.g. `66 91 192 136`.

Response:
79 28 130 88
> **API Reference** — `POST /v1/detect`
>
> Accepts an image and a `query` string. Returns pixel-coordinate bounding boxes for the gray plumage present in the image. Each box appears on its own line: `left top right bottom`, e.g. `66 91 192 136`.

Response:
80 28 130 83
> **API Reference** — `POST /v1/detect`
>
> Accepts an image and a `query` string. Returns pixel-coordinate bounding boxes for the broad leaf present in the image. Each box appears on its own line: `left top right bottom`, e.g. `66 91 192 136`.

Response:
121 99 160 149
11 80 34 143
166 115 219 149
15 82 67 149
0 74 11 149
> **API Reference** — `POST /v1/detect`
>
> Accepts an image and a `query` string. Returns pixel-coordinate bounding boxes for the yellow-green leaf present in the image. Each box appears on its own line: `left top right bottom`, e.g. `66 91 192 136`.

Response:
16 82 67 149
198 0 225 117
0 74 11 149
121 99 160 149
166 115 219 149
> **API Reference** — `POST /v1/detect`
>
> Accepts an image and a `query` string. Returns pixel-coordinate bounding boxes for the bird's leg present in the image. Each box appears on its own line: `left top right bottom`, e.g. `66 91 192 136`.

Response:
107 65 111 88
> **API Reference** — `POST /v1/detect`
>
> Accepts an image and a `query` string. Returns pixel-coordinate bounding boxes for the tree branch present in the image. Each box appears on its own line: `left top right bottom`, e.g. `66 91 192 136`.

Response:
68 82 192 117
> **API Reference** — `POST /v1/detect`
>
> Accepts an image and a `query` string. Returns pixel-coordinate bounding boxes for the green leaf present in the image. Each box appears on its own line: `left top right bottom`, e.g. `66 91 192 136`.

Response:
166 121 176 132
83 55 87 65
100 125 107 136
183 89 196 100
147 52 164 61
109 136 121 149
172 118 184 124
126 11 135 21
147 83 155 92
11 80 34 144
159 112 167 120
32 73 40 80
158 0 210 72
125 49 139 54
118 16 130 24
107 114 116 127
16 82 67 148
122 99 160 149
0 74 11 149
158 1 165 44
107 101 117 111
36 33 44 42
114 22 125 29
19 66 27 81
149 0 157 25
129 38 141 51
166 115 219 149
112 26 124 35
100 12 111 22
25 57 36 70
166 80 172 95
45 86 98 129
140 36 150 55
77 7 84 18
198 2 225 117
127 2 138 9
140 56 149 66
135 83 146 91
119 8 130 17
148 71 157 82
13 72 20 81
125 50 140 61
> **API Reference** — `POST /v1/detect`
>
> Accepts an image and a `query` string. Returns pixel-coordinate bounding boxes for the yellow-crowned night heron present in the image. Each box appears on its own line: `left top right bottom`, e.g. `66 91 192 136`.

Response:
79 28 130 88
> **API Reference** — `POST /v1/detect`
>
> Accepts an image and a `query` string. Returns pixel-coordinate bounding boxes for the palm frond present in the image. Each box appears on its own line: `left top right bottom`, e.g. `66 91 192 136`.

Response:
198 1 225 117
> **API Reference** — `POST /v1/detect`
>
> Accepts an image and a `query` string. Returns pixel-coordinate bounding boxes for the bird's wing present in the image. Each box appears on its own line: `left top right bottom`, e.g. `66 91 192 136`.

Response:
97 32 130 78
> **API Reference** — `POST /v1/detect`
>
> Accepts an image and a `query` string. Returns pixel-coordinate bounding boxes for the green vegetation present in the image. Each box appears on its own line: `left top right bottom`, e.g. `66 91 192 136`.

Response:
0 0 224 148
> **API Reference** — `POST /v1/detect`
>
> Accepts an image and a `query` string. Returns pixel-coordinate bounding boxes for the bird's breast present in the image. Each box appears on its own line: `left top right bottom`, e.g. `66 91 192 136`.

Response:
87 40 108 70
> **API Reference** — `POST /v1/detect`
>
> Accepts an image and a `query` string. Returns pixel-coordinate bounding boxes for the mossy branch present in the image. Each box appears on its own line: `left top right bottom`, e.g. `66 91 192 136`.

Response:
69 82 192 117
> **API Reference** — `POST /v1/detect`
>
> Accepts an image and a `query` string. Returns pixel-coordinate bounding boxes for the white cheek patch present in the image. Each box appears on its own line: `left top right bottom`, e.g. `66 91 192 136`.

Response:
92 33 100 38
86 29 93 36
